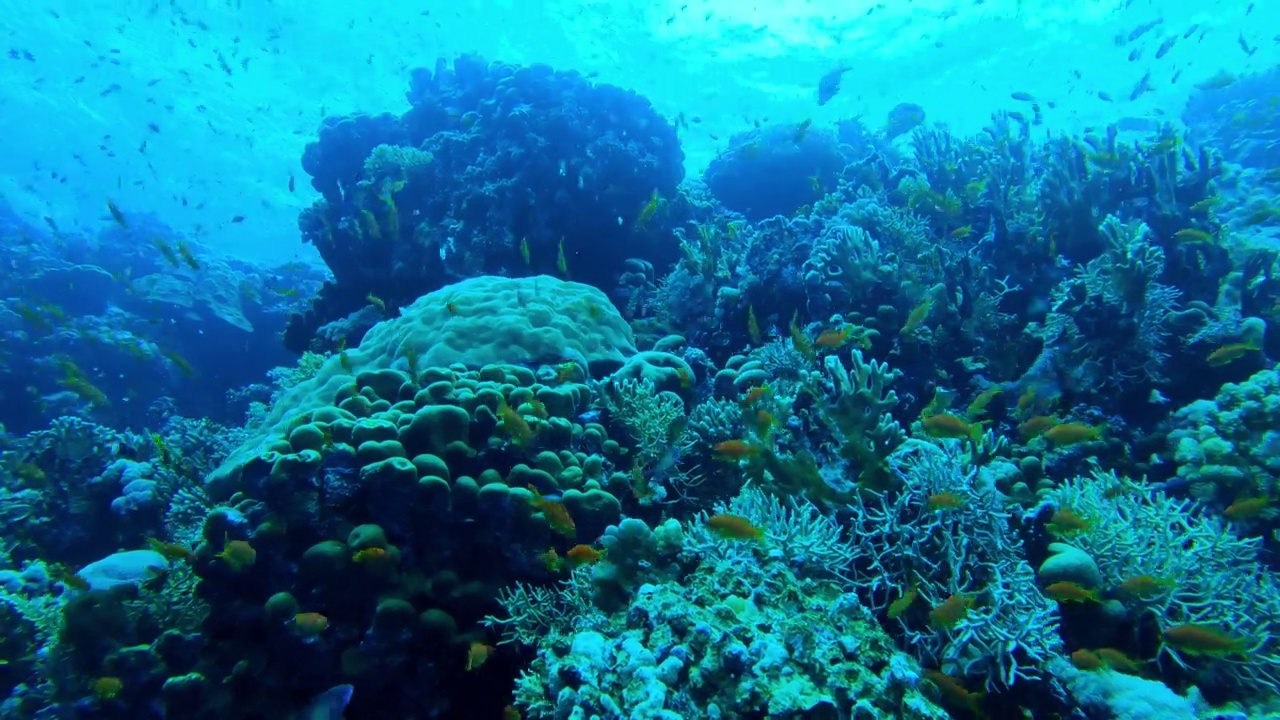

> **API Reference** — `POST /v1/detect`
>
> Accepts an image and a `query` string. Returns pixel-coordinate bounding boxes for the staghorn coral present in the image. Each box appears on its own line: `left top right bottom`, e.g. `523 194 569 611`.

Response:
815 351 907 491
1045 470 1280 694
1029 214 1181 390
495 507 951 720
600 378 693 463
853 440 1062 689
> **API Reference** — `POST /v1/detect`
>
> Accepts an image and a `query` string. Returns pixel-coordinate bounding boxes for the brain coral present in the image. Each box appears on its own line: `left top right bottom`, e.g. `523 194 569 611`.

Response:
210 275 634 489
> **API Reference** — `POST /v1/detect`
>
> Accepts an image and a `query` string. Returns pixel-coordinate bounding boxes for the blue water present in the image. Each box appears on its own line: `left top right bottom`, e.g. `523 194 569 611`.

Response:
1 0 1279 718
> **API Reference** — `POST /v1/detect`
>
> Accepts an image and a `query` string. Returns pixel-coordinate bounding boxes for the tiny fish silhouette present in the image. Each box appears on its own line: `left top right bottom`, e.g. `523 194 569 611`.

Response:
817 66 851 105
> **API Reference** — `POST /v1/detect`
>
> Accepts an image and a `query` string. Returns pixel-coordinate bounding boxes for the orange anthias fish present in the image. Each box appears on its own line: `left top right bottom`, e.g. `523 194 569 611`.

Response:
497 396 536 446
1046 508 1091 536
922 669 985 718
565 544 605 568
1206 340 1259 366
293 612 330 635
1070 648 1104 670
713 439 760 460
527 486 576 538
1116 575 1174 599
1018 415 1059 440
352 546 396 571
1161 624 1249 657
927 492 965 511
538 547 566 573
216 539 256 571
1041 422 1103 445
739 384 770 406
921 413 984 441
929 593 973 629
465 642 495 671
900 298 932 335
1043 580 1099 603
675 367 693 388
705 513 763 541
814 324 856 348
1224 496 1269 521
91 676 123 700
147 538 195 563
886 580 919 619
1094 647 1144 674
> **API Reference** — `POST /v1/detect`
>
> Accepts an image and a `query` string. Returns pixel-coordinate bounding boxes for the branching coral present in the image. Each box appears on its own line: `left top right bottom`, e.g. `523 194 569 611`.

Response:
1045 470 1280 693
601 378 695 463
686 487 854 582
815 351 907 491
1030 214 1180 390
493 507 950 720
852 440 1062 689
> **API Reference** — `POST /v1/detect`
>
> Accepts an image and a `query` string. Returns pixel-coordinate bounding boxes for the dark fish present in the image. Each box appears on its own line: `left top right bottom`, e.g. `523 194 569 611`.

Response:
298 685 352 720
1126 18 1162 43
1154 36 1176 59
230 215 245 223
817 66 851 106
1010 91 1034 102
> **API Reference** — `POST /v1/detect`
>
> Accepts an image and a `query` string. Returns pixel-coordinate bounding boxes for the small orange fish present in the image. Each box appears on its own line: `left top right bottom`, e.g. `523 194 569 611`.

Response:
465 642 495 671
538 547 565 573
965 387 1001 419
1046 507 1091 536
1162 624 1248 657
1116 575 1173 598
1095 647 1144 674
705 513 763 541
1041 422 1102 445
1173 227 1214 243
740 385 770 406
553 362 577 384
1206 341 1259 366
445 301 459 315
527 486 576 538
91 676 123 700
147 538 196 563
922 669 985 717
675 367 692 388
352 546 395 568
886 580 919 619
927 492 965 510
1070 648 1103 670
921 413 983 440
216 539 256 571
814 325 854 348
497 396 536 446
900 298 932 335
1018 415 1058 440
293 612 330 634
713 439 760 459
1043 580 1099 603
929 593 973 629
565 544 604 567
754 409 777 438
1224 496 1269 521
